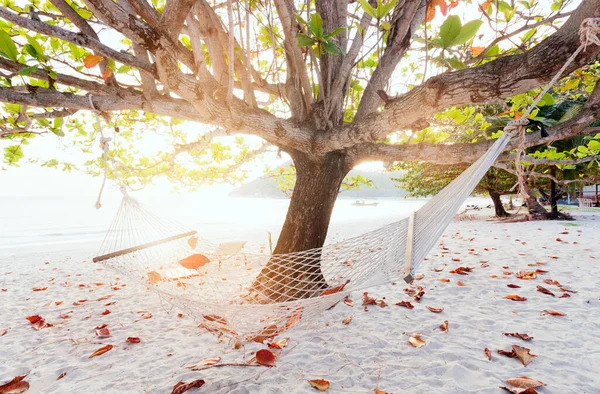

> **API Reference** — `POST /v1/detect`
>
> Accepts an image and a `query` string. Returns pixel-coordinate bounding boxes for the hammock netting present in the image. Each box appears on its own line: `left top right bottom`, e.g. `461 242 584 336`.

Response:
93 132 512 343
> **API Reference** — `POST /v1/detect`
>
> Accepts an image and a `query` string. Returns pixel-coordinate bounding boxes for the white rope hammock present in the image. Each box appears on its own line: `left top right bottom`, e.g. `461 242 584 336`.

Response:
91 19 600 343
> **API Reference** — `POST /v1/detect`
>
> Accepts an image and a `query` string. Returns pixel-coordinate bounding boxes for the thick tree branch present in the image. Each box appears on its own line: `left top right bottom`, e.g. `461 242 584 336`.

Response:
160 0 196 38
322 0 600 151
0 7 154 74
501 153 600 165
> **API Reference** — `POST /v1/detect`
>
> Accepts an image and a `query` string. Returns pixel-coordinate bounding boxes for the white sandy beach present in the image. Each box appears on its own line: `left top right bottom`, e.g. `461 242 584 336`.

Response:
1 208 599 393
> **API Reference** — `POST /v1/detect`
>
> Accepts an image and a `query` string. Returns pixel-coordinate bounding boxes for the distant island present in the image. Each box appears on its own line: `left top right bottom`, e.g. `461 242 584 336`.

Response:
230 169 408 199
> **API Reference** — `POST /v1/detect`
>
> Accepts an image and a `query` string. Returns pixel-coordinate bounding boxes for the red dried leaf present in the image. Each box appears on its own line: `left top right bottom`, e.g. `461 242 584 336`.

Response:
57 372 67 380
513 345 537 367
541 309 566 316
559 287 577 293
449 266 474 275
343 297 354 307
95 327 111 338
457 281 465 287
202 314 227 325
255 349 276 366
543 279 561 286
126 337 141 343
83 55 104 68
178 254 210 270
308 379 330 391
0 328 7 337
320 280 350 296
507 284 521 289
504 294 527 302
440 320 449 332
0 374 29 394
505 376 546 389
536 286 555 297
95 323 108 329
89 344 113 358
101 309 111 315
440 278 450 283
559 293 570 298
504 332 533 341
171 379 205 394
362 292 377 306
408 333 426 348
516 271 537 280
267 338 289 349
484 348 491 360
26 315 42 324
426 306 444 313
342 316 352 325
395 301 414 309
32 287 47 291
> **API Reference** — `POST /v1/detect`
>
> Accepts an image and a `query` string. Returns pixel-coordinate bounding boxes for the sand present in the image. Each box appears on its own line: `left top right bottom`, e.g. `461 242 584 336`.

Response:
1 210 599 393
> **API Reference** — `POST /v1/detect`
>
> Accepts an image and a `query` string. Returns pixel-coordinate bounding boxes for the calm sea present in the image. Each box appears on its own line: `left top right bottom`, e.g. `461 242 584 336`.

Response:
0 195 491 258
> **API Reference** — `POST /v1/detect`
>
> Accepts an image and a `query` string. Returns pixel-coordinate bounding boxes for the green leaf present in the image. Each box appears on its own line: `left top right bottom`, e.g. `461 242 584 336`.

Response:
18 65 37 76
521 28 537 43
377 0 398 19
325 27 346 38
439 16 462 48
294 14 308 27
0 29 18 61
451 20 483 46
358 0 377 19
26 35 45 61
322 41 341 55
308 13 324 38
446 57 465 70
537 92 555 106
296 33 316 48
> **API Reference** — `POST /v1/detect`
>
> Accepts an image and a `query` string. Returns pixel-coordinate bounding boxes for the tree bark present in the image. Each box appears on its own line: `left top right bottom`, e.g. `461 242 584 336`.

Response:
249 150 352 303
523 181 548 215
550 167 559 215
488 189 509 217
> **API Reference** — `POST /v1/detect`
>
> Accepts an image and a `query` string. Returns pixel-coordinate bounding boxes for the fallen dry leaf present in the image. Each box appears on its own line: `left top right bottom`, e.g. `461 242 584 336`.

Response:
320 280 350 296
342 316 352 325
505 376 546 389
484 348 491 360
25 315 42 324
255 349 276 367
89 344 113 358
395 301 414 309
560 287 577 294
498 349 518 358
426 306 444 313
95 327 111 338
507 284 521 289
439 278 450 283
449 266 474 275
374 389 388 394
541 309 566 316
516 271 537 280
440 320 449 332
126 337 141 343
504 295 527 302
500 387 539 394
543 279 561 286
513 345 537 367
362 292 376 306
0 374 29 394
504 332 533 341
57 372 66 380
536 286 555 297
0 328 7 337
32 287 47 291
343 297 354 307
268 338 289 350
101 309 111 316
559 293 570 298
408 333 426 348
187 357 221 368
178 254 210 270
171 379 205 394
457 281 465 286
308 379 330 391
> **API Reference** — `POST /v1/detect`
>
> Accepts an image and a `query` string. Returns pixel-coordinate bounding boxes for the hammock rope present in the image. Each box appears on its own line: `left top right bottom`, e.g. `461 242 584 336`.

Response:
91 18 600 343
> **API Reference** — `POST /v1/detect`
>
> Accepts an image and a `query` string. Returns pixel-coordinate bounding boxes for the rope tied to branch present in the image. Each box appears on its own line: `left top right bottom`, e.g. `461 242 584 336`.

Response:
90 95 127 209
509 17 600 202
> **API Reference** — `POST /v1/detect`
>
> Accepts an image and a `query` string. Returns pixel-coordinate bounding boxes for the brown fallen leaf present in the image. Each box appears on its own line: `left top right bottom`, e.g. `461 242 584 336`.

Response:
343 297 354 307
25 315 42 324
440 320 449 332
308 379 330 391
89 344 113 358
541 309 566 316
178 254 210 270
498 349 518 358
341 316 352 325
457 281 465 286
500 387 539 394
513 345 537 367
507 284 521 289
320 280 350 296
504 295 527 302
32 287 48 291
559 287 577 293
543 279 561 286
362 292 377 306
126 337 141 343
187 357 221 369
395 301 414 309
504 332 533 341
505 376 546 389
426 306 444 313
408 333 426 348
171 379 205 394
536 286 555 297
268 338 289 350
449 266 474 275
559 293 570 298
439 278 450 283
0 328 7 337
57 372 67 380
255 349 276 366
374 389 388 394
516 271 537 280
484 348 491 360
95 327 111 338
0 374 29 394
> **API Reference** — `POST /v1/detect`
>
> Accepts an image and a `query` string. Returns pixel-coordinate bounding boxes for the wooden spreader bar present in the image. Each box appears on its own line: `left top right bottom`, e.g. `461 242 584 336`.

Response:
92 230 198 263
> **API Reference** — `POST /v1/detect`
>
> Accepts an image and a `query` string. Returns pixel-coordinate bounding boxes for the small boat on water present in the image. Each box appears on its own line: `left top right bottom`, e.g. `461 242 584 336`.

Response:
351 200 379 207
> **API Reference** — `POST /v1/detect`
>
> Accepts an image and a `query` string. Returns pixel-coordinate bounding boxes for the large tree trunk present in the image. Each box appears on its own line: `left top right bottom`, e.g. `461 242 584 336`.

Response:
550 167 559 215
523 181 548 215
488 189 509 217
249 151 352 303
